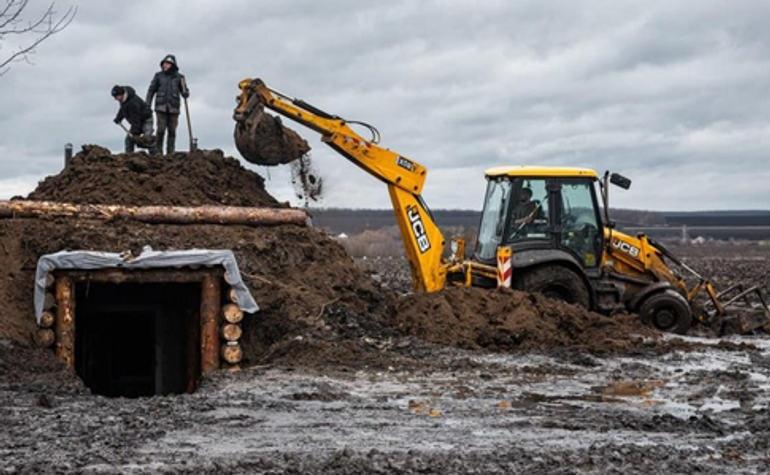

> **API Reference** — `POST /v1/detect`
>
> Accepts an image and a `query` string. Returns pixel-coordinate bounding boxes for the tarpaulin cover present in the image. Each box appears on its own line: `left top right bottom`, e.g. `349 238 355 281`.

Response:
34 248 259 323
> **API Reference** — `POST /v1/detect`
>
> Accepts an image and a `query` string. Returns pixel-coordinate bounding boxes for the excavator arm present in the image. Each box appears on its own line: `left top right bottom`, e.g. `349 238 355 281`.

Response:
234 78 447 291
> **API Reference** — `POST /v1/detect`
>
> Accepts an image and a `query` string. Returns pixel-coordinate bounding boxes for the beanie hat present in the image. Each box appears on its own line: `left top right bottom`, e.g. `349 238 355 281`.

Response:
111 85 125 97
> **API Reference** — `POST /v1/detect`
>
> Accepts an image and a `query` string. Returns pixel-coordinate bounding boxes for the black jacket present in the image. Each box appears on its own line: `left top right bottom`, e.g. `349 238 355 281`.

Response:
146 54 189 115
114 86 153 134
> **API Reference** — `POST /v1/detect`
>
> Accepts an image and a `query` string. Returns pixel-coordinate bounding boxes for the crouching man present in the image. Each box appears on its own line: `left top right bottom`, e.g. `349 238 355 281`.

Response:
111 85 159 155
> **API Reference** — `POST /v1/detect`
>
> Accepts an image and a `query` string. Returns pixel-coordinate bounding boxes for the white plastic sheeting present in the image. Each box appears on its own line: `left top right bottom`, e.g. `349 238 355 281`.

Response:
34 248 259 324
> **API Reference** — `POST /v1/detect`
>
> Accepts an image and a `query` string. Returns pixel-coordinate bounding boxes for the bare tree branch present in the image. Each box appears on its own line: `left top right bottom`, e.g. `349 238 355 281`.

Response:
0 1 77 75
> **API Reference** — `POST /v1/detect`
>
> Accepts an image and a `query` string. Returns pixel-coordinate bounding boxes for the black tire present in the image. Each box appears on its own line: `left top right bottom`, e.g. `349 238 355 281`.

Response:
515 265 591 309
638 290 692 334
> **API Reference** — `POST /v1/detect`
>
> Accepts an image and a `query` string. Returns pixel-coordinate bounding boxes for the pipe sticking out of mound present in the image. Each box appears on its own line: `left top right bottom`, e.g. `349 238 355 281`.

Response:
0 200 308 227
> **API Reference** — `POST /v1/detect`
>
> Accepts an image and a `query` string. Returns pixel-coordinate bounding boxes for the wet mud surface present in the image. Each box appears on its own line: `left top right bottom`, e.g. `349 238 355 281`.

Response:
3 334 770 474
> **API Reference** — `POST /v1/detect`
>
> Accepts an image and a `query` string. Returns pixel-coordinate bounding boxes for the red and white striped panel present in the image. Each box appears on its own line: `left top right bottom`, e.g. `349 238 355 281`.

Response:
497 247 512 288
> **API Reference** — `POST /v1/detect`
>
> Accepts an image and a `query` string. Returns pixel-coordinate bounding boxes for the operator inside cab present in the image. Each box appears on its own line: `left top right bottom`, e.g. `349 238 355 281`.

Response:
513 187 538 226
511 185 546 239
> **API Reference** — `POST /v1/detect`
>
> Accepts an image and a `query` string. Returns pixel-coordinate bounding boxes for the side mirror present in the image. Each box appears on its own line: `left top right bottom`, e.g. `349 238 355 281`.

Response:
610 173 631 190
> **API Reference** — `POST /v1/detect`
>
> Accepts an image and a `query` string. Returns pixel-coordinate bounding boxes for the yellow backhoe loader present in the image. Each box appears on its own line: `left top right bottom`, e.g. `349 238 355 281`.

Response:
233 78 770 335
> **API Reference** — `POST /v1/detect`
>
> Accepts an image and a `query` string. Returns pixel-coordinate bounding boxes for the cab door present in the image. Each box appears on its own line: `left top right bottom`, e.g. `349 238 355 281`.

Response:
557 178 603 268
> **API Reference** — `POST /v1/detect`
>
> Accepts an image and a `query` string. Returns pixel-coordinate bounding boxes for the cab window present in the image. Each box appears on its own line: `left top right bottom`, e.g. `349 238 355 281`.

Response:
560 180 601 267
507 178 549 242
475 178 512 261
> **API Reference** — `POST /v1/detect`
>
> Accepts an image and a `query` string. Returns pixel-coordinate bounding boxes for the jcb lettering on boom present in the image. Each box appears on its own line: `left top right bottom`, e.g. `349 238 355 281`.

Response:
407 206 431 253
612 239 640 258
397 156 415 172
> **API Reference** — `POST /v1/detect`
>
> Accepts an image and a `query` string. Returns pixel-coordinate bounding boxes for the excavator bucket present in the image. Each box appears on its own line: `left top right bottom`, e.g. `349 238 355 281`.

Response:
233 79 310 166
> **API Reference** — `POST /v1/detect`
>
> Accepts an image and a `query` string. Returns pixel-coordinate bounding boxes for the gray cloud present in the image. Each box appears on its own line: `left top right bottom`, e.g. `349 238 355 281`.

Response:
2 0 770 211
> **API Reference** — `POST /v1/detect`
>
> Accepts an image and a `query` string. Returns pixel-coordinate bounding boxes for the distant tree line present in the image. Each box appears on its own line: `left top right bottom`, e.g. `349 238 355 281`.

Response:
310 207 665 236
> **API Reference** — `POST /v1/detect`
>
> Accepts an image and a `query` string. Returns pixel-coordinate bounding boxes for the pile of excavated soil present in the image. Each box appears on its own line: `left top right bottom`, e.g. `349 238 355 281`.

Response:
395 287 663 355
26 145 282 207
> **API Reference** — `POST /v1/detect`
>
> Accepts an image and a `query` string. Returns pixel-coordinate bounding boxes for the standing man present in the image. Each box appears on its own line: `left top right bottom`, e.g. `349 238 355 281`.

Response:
146 54 189 155
112 85 158 155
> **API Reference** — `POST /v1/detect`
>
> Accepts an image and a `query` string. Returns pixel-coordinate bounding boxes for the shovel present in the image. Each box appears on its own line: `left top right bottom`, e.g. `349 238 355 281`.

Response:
182 78 197 151
116 122 157 149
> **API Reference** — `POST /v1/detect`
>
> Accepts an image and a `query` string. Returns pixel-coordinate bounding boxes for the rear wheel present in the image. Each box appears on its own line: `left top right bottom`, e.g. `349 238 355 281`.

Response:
515 265 591 309
638 290 692 334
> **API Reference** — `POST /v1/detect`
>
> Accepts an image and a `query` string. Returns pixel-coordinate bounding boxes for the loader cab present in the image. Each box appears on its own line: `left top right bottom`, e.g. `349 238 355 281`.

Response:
474 167 604 270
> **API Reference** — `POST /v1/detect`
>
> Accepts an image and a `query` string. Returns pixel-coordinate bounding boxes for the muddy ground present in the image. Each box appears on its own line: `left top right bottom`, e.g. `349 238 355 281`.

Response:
2 148 770 473
3 247 770 473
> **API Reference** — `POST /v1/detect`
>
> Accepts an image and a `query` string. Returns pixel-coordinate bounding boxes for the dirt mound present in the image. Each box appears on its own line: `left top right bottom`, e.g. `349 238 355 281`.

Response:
395 287 662 354
26 145 282 207
0 217 394 362
0 147 394 369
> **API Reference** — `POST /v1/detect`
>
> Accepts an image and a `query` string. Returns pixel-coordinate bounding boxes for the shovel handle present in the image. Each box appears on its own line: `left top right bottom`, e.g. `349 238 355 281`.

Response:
182 78 196 151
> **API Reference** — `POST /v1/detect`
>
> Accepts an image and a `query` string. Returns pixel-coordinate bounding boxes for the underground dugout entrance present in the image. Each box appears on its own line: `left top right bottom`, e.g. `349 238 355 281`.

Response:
49 269 229 398
75 282 201 397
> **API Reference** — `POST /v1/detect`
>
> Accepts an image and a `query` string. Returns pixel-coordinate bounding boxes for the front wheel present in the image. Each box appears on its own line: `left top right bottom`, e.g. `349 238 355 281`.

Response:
514 265 591 309
638 290 692 334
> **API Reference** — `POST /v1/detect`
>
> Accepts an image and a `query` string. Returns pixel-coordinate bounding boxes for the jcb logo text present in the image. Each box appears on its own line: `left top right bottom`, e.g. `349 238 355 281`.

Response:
612 239 640 258
407 206 431 253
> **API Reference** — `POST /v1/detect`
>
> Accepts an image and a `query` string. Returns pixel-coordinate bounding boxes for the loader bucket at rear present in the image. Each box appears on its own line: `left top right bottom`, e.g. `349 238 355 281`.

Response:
706 283 770 335
233 80 310 166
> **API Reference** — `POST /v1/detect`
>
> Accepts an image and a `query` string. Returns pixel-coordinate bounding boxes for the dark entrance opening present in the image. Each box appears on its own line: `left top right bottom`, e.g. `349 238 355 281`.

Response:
75 282 201 398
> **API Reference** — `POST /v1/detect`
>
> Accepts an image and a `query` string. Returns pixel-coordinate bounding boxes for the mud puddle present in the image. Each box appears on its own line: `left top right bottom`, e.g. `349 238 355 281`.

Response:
3 335 770 473
64 337 770 472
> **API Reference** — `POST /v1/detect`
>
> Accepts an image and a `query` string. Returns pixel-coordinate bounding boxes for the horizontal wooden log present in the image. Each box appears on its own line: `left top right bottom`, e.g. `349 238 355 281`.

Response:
222 303 244 324
35 328 55 348
227 287 239 304
39 311 55 329
62 269 222 284
43 293 56 311
221 323 242 342
45 274 56 288
0 200 308 227
221 342 243 364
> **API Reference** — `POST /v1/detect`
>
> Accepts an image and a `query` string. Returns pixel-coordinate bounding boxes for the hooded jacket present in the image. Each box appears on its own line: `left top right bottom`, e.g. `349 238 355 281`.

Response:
146 54 189 115
114 86 153 134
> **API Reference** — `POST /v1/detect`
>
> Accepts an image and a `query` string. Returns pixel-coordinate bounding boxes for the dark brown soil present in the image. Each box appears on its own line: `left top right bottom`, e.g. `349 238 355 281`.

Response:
26 145 282 207
234 101 310 167
394 286 663 355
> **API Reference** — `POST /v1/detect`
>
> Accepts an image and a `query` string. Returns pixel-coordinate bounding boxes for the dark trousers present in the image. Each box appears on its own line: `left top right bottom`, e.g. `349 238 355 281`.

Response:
156 112 180 154
125 118 158 155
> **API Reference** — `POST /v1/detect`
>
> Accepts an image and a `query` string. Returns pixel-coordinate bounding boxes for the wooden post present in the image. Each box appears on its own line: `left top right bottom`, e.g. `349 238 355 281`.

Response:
200 273 221 374
55 275 75 371
186 307 199 394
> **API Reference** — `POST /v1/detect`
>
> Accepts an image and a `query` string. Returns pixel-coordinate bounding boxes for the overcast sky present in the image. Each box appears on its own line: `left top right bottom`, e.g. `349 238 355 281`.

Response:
2 0 770 211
